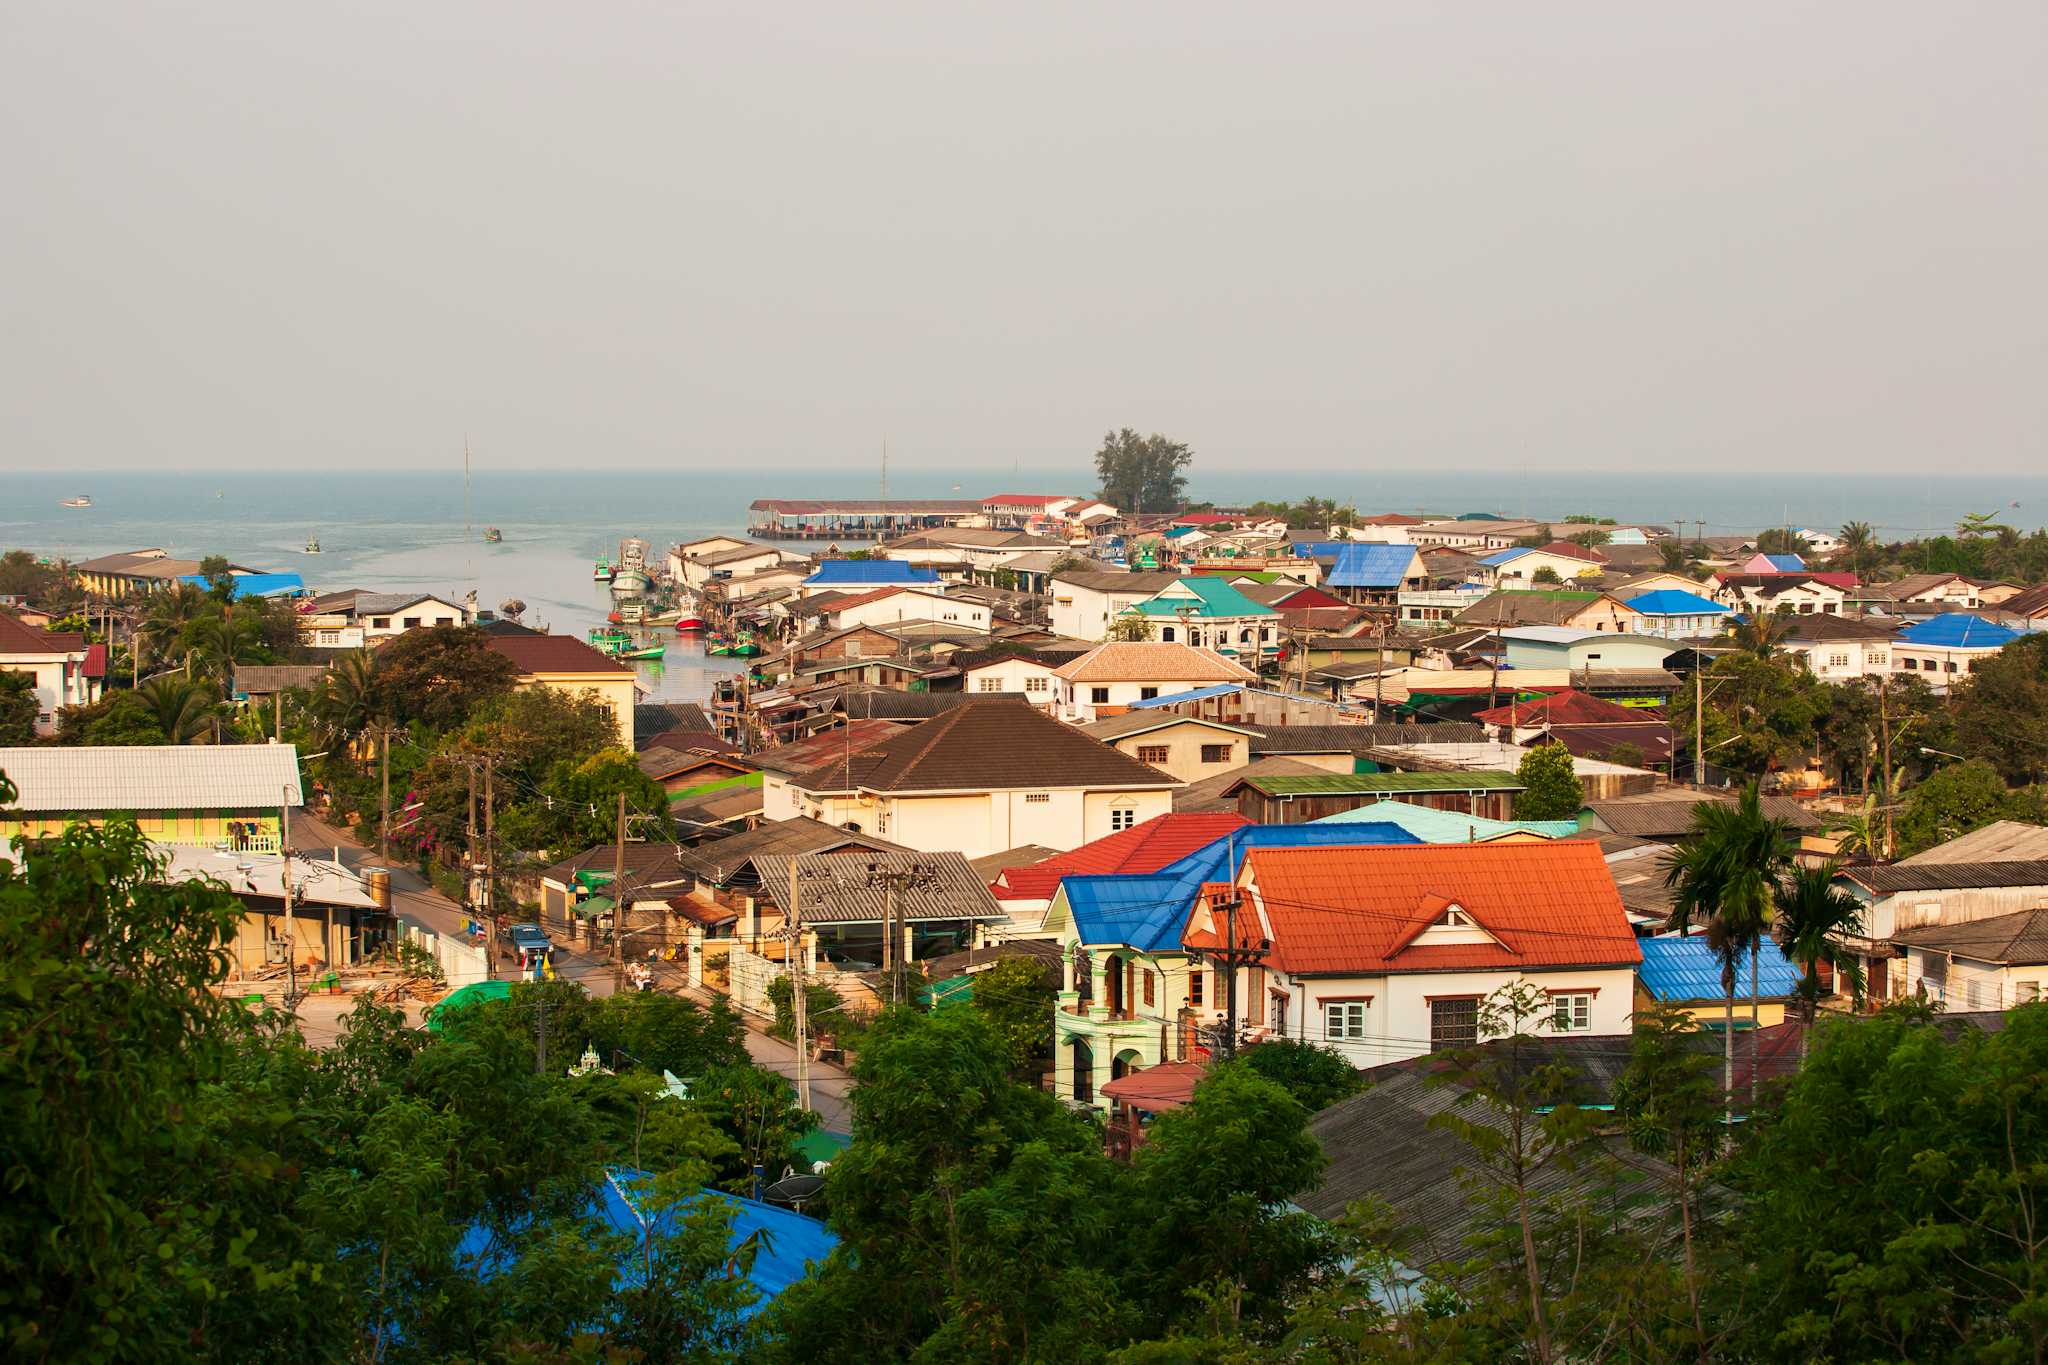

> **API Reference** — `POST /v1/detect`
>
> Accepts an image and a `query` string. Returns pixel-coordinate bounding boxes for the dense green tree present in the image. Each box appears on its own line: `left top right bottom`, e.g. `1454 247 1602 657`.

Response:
137 582 209 675
1241 497 1359 530
0 670 37 743
1528 566 1563 585
182 602 270 686
1728 1005 2048 1362
55 690 167 745
313 647 383 742
1094 428 1194 514
969 955 1058 1073
0 549 67 601
366 624 517 730
1674 653 1829 779
530 748 672 854
1564 528 1610 549
1108 613 1157 642
1513 743 1583 820
1753 528 1804 556
1237 1037 1364 1112
1833 520 1878 574
1773 862 1867 1037
1894 758 2047 856
1664 784 1794 1124
1952 633 2048 784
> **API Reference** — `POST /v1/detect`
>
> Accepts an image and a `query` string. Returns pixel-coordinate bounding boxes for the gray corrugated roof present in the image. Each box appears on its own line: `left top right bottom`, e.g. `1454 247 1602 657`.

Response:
752 851 1007 924
0 745 304 812
1898 820 2048 866
1843 861 2048 894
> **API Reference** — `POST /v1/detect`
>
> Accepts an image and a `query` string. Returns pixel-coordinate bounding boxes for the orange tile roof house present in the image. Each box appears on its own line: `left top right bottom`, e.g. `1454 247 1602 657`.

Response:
1183 840 1641 1066
1051 642 1256 723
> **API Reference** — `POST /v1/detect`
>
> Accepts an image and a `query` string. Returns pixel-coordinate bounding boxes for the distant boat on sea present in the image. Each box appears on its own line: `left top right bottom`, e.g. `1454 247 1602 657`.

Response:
59 495 91 509
304 535 322 553
483 526 503 543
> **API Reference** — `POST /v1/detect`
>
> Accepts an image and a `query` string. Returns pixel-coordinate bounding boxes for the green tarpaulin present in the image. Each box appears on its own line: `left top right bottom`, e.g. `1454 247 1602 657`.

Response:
427 979 512 1032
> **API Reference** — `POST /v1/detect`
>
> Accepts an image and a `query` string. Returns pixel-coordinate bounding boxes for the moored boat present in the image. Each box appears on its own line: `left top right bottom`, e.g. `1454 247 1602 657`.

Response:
674 615 707 633
616 642 666 661
483 526 503 543
60 495 92 509
593 558 613 582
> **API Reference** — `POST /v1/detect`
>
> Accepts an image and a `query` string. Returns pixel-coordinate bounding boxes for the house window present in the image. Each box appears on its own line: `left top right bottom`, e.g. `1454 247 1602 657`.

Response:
1110 805 1137 832
978 677 1004 692
1325 1000 1369 1040
1160 627 1176 642
1024 793 1050 804
1139 687 1159 700
1090 687 1110 705
1190 969 1204 1006
371 617 391 630
1870 653 1887 667
1142 969 1155 1007
1024 676 1048 694
1549 992 1593 1033
1829 653 1850 668
1199 744 1231 764
402 616 422 629
1136 745 1171 764
1430 998 1479 1050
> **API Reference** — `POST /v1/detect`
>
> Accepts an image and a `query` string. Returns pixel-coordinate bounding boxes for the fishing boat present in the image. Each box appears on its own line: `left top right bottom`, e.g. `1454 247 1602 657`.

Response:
587 625 632 647
593 558 613 583
59 495 92 509
674 614 707 634
615 642 666 661
304 536 322 553
483 527 503 543
616 600 646 625
609 537 651 596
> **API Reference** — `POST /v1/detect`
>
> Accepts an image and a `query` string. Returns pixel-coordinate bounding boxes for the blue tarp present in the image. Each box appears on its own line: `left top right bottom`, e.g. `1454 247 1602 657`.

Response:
452 1169 837 1319
1637 935 1800 1002
175 571 305 598
1062 822 1421 952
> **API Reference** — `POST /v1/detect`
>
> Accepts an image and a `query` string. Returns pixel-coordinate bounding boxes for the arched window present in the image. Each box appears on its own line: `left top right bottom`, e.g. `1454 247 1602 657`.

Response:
1161 626 1176 642
1071 1039 1094 1102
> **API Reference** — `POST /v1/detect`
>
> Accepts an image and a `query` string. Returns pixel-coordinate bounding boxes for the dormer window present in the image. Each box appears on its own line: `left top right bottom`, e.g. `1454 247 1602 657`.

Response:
1437 903 1474 927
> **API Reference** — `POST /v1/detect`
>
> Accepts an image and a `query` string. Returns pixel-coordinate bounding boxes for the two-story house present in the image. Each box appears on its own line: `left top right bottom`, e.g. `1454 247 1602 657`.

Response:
822 586 990 634
482 635 639 747
1475 543 1608 587
1119 577 1281 661
763 698 1179 860
0 743 303 851
1052 642 1256 723
1183 839 1641 1068
1889 614 2020 690
1618 589 1731 640
1780 615 1897 681
1050 570 1182 641
0 610 102 734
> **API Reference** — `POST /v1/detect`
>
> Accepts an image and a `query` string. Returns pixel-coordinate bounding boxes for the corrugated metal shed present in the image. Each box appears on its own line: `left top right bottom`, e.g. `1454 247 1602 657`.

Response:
0 745 304 812
1842 861 2048 894
751 850 1006 924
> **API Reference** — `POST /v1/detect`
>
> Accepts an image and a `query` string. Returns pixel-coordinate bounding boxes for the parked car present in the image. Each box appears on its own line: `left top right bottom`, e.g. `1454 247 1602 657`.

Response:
505 923 554 976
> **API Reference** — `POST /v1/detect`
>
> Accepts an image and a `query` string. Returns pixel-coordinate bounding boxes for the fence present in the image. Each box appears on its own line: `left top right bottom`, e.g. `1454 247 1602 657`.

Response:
398 916 489 988
725 943 788 1019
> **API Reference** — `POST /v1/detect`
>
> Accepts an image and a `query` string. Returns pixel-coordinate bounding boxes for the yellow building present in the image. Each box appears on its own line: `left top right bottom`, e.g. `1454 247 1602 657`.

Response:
1079 713 1257 784
0 744 303 852
483 635 639 748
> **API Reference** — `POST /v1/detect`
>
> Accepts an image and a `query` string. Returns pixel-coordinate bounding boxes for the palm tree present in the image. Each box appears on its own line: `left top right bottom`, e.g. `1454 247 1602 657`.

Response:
1824 794 1881 862
1774 862 1867 1056
1664 784 1795 1128
1733 608 1793 660
1835 520 1876 575
314 649 382 743
185 605 266 687
138 583 208 675
136 676 219 744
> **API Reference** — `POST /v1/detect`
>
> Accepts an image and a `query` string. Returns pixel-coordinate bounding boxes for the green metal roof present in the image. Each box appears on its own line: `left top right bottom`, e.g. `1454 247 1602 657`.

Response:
1243 771 1524 796
1124 577 1279 619
669 771 764 803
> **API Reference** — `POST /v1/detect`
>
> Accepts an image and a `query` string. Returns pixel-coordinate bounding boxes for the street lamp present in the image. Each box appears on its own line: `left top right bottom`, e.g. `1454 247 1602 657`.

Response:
1919 746 1967 761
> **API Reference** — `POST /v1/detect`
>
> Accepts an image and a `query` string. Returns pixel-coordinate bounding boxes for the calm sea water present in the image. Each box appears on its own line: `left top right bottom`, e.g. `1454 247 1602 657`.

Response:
6 467 2044 704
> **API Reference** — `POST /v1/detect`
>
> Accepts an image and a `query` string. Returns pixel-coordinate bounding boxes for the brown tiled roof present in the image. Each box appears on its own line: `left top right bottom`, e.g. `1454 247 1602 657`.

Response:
484 635 632 674
1842 861 2048 894
1050 570 1182 593
671 817 907 884
1053 642 1256 685
0 610 87 654
1992 584 2048 618
1784 616 1899 643
1891 908 2048 964
1455 591 1620 628
1587 790 1820 835
792 698 1180 794
750 719 907 776
752 851 1007 924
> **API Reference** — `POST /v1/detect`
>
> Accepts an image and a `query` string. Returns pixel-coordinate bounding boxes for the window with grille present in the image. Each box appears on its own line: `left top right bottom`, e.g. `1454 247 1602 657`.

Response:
1110 805 1137 831
1430 998 1479 1050
1139 686 1159 700
1142 970 1155 1007
1024 793 1050 804
1549 992 1592 1033
1189 969 1204 1006
978 678 1003 692
1199 744 1231 764
1325 1000 1368 1040
1136 745 1170 764
1024 676 1048 693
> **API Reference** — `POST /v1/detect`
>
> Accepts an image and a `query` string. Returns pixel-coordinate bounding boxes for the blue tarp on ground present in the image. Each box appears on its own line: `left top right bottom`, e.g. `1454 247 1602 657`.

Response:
452 1169 836 1319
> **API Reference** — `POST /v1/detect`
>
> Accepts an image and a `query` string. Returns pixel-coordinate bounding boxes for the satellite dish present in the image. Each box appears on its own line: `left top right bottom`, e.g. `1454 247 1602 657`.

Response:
760 1172 827 1208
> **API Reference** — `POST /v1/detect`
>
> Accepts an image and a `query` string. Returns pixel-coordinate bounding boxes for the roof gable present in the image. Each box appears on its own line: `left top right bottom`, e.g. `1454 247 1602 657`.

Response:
794 699 1180 794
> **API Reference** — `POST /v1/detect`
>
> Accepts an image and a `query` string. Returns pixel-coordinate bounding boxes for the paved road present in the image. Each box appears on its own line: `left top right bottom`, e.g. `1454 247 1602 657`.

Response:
288 810 855 1131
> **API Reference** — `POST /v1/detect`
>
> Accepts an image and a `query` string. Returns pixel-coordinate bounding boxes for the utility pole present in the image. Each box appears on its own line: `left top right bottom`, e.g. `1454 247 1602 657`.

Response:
482 761 497 963
861 860 939 1006
1878 674 1895 859
534 999 549 1076
281 794 298 1010
376 724 393 862
612 791 628 994
787 856 812 1113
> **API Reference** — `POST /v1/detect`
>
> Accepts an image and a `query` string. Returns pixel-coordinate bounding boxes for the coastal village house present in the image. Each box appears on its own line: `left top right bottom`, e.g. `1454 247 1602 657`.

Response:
799 560 943 598
1780 616 1897 681
72 548 253 598
1185 839 1642 1069
1498 627 1676 673
1634 935 1800 1028
824 586 990 634
0 744 304 853
1475 543 1608 587
1618 589 1730 640
1322 544 1429 606
1888 615 2020 690
1079 712 1260 783
482 635 639 748
1835 859 2048 1006
1052 642 1256 724
1119 577 1281 661
1455 590 1645 634
1050 570 1182 641
0 610 103 734
761 698 1179 860
1891 910 2048 1013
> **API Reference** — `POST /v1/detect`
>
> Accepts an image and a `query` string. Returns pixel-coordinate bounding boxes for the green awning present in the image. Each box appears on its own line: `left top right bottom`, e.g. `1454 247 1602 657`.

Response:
574 870 614 890
575 895 615 918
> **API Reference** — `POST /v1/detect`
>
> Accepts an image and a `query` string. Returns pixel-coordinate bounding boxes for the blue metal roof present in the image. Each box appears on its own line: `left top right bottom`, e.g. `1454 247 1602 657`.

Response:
1290 540 1351 560
1759 553 1807 572
1062 822 1421 952
803 559 940 586
175 572 305 599
1327 543 1419 589
1479 548 1531 566
1130 682 1245 708
453 1170 836 1318
1896 613 2020 649
1637 935 1800 1002
1622 589 1729 617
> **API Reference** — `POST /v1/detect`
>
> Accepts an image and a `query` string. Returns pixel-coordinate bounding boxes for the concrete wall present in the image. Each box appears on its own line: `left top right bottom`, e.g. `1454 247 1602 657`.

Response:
1110 726 1249 783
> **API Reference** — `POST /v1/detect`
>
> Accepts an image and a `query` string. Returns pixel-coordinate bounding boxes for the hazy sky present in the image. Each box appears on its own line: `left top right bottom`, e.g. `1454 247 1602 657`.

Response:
3 2 2042 474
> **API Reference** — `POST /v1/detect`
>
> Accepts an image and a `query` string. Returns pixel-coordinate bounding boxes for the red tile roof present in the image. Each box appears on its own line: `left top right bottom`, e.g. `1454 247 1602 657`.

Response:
484 635 633 674
1221 841 1640 976
0 610 87 655
992 812 1249 900
1100 1058 1208 1112
1472 690 1656 727
984 493 1073 506
1536 540 1608 563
